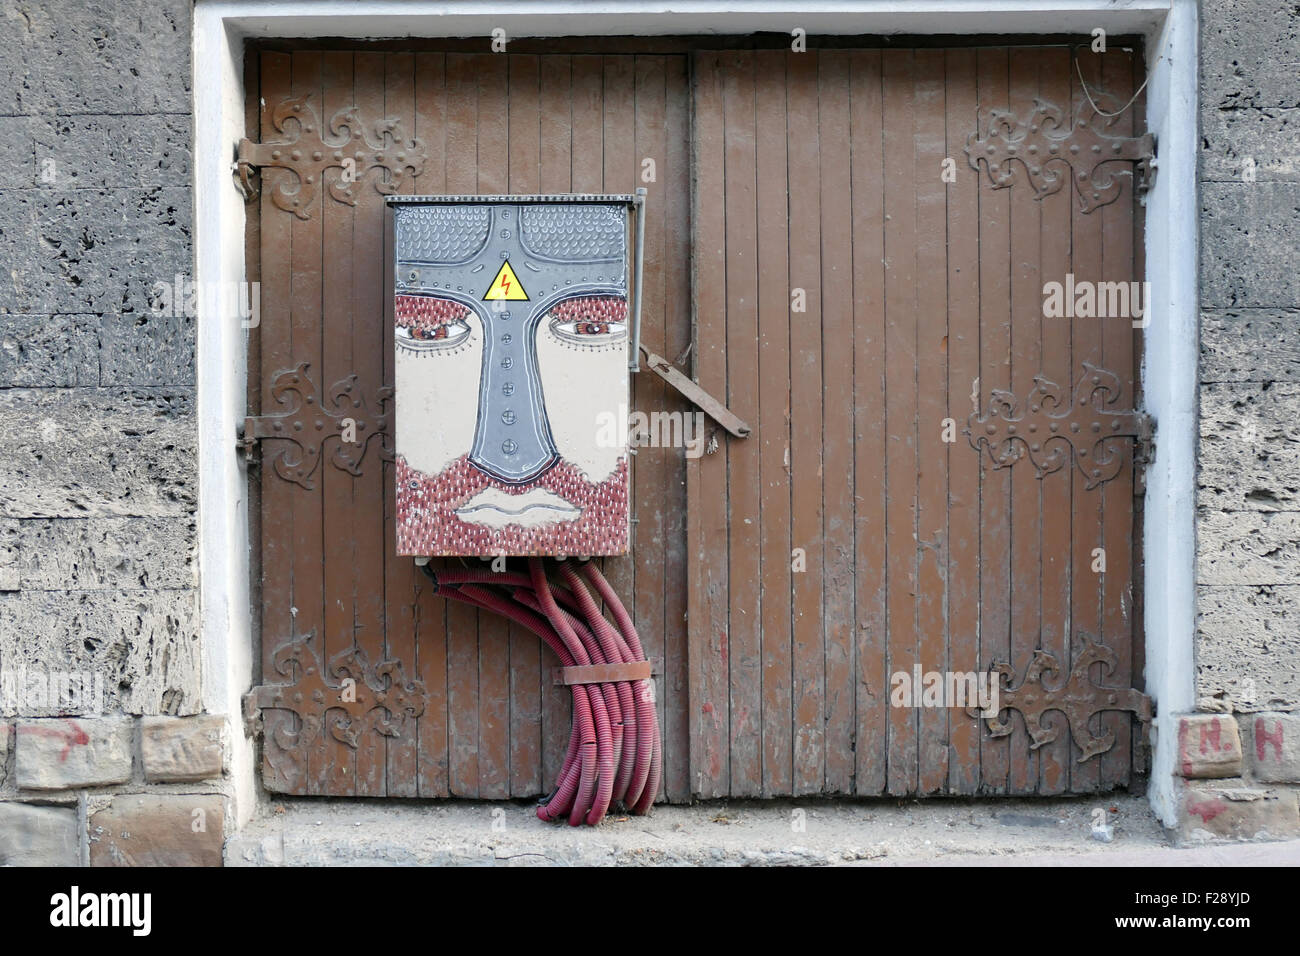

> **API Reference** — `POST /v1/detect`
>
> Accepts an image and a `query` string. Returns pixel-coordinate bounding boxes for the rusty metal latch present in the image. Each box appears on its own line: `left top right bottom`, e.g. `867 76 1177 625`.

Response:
236 94 426 219
967 634 1153 764
967 362 1152 491
245 632 427 751
240 363 392 488
966 97 1154 213
638 346 751 439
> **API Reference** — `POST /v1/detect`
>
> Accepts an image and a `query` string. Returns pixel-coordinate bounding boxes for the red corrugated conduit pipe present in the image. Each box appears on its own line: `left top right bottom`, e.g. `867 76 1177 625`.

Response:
420 557 661 826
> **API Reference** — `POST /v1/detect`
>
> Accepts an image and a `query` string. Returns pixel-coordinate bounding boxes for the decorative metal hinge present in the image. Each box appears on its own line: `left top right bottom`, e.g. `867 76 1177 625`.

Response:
240 362 393 489
245 632 427 751
967 634 1153 764
236 94 426 219
965 98 1154 213
967 363 1153 491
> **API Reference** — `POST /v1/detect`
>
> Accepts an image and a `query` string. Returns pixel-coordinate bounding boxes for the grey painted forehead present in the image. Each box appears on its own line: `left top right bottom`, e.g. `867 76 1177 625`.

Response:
394 203 626 264
520 205 626 260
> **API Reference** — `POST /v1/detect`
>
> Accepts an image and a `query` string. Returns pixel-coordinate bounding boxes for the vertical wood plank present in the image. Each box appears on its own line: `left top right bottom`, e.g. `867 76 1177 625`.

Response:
882 49 919 796
850 50 889 796
631 54 672 799
786 49 826 796
1037 45 1074 795
755 47 793 798
1007 46 1044 794
721 51 762 797
975 47 1012 794
506 52 543 798
339 51 394 798
914 48 950 795
944 47 982 795
818 51 856 795
257 50 303 794
381 51 420 798
1069 48 1105 792
660 54 693 802
288 51 333 795
319 49 359 797
412 51 451 798
443 52 481 797
687 51 730 797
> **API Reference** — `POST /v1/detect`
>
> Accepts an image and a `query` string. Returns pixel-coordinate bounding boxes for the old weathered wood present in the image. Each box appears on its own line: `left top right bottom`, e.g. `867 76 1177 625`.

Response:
660 54 692 804
819 51 856 796
249 41 1145 801
977 47 1013 795
253 47 694 800
944 46 982 795
756 47 794 798
687 51 730 799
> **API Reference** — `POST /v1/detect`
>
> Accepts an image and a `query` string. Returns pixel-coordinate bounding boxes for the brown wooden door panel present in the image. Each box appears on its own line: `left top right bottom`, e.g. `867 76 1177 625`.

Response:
248 40 1145 802
688 45 1146 797
251 50 692 799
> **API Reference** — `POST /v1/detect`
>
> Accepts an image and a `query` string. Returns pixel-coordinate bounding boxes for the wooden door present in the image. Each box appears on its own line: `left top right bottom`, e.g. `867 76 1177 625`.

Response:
246 49 693 799
246 40 1149 803
687 45 1148 797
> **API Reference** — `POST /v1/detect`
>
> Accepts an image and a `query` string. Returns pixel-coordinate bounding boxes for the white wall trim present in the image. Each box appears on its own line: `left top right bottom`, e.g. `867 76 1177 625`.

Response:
193 0 1194 830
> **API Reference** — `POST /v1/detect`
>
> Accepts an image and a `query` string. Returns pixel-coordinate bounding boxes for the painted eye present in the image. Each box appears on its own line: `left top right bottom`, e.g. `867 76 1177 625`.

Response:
396 318 471 351
547 296 629 345
551 317 626 343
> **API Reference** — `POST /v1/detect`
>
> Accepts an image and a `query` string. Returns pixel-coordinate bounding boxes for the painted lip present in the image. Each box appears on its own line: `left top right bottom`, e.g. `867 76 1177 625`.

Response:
454 487 582 528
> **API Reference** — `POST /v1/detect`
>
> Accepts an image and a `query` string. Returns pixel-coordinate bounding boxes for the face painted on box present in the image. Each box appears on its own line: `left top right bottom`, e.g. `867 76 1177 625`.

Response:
392 200 631 556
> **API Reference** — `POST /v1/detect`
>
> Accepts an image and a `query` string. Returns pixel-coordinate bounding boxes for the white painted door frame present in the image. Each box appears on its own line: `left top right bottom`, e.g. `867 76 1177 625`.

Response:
193 0 1198 828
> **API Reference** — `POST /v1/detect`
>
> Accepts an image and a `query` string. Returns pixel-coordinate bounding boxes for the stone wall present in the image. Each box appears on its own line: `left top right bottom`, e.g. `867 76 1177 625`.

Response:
0 0 222 864
1173 0 1300 839
1196 1 1300 714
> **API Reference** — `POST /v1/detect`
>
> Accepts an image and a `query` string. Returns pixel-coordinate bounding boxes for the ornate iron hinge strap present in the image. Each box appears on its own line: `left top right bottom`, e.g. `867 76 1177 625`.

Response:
245 632 427 751
240 362 393 489
967 634 1153 764
967 362 1153 491
965 98 1154 213
236 94 426 219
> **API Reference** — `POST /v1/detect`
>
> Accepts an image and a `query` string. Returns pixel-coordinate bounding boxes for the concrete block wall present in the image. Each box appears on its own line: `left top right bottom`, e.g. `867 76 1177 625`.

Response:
0 0 222 864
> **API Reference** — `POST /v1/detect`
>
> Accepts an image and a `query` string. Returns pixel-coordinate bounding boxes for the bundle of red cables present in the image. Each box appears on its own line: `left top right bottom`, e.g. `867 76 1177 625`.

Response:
422 557 662 826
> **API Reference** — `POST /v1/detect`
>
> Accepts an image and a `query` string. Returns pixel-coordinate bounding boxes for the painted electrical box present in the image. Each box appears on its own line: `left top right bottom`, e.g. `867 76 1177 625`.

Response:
389 195 635 557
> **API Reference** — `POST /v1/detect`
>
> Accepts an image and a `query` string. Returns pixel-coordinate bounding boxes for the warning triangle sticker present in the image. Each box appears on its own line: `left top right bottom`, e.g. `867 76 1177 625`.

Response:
483 260 529 301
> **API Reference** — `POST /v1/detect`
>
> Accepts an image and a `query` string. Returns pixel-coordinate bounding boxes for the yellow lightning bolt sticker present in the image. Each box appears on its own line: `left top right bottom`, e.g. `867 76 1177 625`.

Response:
483 260 529 301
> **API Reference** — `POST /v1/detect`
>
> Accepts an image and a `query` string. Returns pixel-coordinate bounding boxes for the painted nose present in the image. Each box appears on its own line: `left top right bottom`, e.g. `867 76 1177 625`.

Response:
467 307 559 483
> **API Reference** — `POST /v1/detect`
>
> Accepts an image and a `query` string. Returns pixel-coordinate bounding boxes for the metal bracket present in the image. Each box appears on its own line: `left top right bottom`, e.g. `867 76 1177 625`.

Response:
639 346 751 439
248 632 427 751
965 97 1154 213
967 633 1153 764
241 362 393 489
237 94 426 219
551 657 662 686
966 362 1152 491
